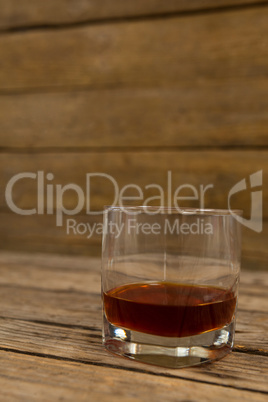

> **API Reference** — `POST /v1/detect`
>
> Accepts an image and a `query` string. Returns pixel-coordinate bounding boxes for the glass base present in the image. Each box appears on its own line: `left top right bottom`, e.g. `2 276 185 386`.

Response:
103 315 235 368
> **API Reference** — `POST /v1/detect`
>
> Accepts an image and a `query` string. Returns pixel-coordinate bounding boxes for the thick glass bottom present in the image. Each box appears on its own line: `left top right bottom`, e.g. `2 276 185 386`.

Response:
103 315 235 368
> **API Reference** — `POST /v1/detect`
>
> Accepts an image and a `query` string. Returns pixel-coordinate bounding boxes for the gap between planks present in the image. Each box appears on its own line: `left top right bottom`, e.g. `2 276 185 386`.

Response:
1 1 268 35
0 145 268 154
0 314 266 357
0 347 267 397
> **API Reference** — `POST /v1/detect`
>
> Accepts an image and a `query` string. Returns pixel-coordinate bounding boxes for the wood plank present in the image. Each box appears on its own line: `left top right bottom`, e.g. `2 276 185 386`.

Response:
0 149 266 263
1 351 267 402
0 318 267 394
0 291 266 348
0 252 101 293
0 253 267 395
0 284 101 328
0 211 267 269
0 151 267 216
1 84 268 148
0 251 267 294
0 8 267 91
0 251 100 273
0 252 267 345
240 224 268 271
0 1 266 30
0 211 103 256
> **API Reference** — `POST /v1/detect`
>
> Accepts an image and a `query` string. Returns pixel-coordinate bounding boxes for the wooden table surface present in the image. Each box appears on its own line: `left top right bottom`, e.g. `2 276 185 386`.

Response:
0 252 267 401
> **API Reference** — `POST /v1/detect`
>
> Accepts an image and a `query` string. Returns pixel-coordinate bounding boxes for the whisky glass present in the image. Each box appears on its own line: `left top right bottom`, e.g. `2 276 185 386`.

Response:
102 206 241 368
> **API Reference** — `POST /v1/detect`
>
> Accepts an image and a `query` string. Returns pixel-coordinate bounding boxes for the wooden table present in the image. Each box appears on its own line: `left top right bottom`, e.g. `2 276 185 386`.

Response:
0 252 267 401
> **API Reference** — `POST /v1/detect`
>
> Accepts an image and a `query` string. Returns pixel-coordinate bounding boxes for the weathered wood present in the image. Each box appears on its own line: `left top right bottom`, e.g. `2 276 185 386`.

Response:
0 212 267 270
0 252 267 400
0 0 266 30
0 8 267 91
1 351 267 402
0 287 100 329
0 252 267 347
1 84 268 148
0 151 267 214
0 317 267 393
0 253 267 400
0 289 266 348
0 252 101 293
3 284 266 329
0 251 267 294
240 224 268 271
0 149 266 262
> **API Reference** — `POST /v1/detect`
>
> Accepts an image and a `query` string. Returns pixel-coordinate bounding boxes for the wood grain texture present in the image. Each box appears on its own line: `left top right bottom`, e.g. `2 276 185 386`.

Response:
0 212 102 256
0 212 267 270
0 252 101 293
0 0 266 30
0 250 267 294
1 83 268 148
0 3 267 266
0 351 266 402
0 150 266 263
0 318 267 393
0 8 267 91
0 252 267 335
0 252 267 402
0 151 266 215
4 289 266 330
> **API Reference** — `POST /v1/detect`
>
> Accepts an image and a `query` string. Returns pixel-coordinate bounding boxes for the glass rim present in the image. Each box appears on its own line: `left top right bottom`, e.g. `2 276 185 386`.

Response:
104 205 243 216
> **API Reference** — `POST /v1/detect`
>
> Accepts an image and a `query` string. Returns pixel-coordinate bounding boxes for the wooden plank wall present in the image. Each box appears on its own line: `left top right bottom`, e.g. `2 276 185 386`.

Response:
0 0 267 270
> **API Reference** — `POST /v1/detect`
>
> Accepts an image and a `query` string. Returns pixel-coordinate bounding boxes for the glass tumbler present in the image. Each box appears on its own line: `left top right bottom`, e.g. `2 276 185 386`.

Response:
102 206 241 368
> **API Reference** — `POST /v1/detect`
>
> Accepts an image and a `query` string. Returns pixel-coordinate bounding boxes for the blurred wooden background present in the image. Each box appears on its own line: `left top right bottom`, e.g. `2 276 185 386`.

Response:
0 0 267 270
